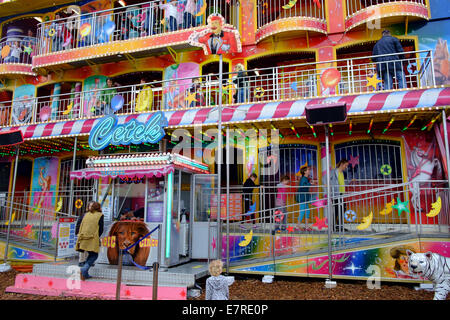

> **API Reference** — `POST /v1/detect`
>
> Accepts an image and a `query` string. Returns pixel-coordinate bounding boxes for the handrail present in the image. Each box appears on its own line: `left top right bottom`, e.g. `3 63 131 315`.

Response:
35 0 239 56
345 0 427 17
0 49 435 127
256 0 326 29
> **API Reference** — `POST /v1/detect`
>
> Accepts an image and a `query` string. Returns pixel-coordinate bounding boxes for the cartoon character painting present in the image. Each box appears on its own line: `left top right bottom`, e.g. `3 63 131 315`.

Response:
405 139 442 212
433 39 450 85
188 13 241 56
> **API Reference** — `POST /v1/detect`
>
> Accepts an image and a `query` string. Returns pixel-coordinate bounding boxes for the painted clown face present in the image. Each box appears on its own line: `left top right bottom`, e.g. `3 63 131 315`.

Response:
209 19 222 35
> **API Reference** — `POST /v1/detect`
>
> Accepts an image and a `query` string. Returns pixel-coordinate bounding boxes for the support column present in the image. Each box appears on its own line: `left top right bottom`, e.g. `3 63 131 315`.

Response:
3 146 20 264
68 136 78 217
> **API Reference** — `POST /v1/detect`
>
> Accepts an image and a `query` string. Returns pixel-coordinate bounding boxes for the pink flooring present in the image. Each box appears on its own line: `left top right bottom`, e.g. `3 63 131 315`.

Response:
6 273 187 300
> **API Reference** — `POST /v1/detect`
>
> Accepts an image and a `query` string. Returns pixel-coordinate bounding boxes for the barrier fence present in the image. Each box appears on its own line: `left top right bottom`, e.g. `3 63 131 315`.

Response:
35 0 239 56
0 49 434 126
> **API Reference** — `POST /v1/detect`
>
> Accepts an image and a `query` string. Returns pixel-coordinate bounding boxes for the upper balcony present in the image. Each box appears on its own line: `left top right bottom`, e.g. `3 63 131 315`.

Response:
345 0 429 31
33 0 239 70
0 35 36 77
0 49 437 130
256 0 327 43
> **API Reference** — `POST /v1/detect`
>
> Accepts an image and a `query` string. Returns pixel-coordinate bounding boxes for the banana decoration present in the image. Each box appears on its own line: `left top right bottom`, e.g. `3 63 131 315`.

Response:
55 198 63 213
426 196 441 218
196 1 207 17
356 211 373 230
238 229 253 247
282 0 298 9
63 101 73 115
5 212 15 225
379 199 395 215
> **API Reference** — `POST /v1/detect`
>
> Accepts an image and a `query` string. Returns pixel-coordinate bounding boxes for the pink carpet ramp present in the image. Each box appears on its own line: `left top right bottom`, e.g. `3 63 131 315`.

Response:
6 273 187 300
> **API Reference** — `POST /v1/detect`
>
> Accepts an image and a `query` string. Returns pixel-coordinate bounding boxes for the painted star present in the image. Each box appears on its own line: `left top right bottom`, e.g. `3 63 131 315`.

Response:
343 262 362 275
24 46 33 55
184 91 197 106
312 217 328 230
392 197 410 216
211 236 216 251
24 224 33 235
366 74 382 90
349 154 359 168
290 81 298 92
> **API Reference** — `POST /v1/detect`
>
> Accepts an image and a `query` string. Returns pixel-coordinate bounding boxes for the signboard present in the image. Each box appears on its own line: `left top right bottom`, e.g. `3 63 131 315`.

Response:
88 111 168 150
57 217 77 258
210 194 242 220
188 13 242 56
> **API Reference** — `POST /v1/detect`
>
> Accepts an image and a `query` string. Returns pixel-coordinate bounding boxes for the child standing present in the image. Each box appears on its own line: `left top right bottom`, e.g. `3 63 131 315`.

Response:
275 175 290 231
160 0 178 32
183 0 197 28
205 260 234 300
296 166 312 230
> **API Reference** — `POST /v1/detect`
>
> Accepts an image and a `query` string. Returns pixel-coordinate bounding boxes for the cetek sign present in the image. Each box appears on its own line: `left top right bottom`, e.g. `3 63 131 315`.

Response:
88 112 168 150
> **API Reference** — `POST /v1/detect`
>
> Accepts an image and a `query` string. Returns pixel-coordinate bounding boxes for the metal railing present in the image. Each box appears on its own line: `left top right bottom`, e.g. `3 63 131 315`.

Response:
257 0 326 29
346 0 427 17
0 35 36 65
222 180 449 262
0 197 77 256
35 0 239 56
0 49 434 126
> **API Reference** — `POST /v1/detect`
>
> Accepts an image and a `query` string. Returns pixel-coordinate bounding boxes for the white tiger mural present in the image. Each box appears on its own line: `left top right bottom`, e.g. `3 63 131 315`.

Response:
407 250 450 300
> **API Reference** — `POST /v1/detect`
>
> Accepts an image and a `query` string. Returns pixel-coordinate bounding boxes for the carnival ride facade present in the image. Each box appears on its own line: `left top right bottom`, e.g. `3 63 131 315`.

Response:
0 0 449 298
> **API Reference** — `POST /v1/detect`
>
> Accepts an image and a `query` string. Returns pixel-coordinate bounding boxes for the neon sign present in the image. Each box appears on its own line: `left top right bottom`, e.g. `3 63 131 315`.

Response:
88 112 168 150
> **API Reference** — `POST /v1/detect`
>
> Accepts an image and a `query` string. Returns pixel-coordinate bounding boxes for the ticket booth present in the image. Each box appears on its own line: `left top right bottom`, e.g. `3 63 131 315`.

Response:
70 152 210 268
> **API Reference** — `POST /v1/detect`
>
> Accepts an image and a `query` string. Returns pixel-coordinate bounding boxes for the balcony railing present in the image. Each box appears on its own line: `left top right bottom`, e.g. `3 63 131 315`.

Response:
257 0 326 29
0 49 435 127
346 0 427 18
35 0 239 56
0 35 36 65
223 180 449 264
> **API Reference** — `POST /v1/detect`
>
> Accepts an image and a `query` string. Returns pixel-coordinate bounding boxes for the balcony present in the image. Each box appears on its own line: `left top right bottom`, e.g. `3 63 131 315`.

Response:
0 49 437 129
33 0 239 69
345 0 429 31
256 0 327 43
0 35 36 76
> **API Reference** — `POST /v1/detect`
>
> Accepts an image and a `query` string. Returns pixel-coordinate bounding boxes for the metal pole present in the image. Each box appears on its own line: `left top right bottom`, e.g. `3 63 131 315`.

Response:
442 109 450 187
115 249 123 300
152 261 159 300
226 126 230 273
217 54 223 260
325 126 333 282
68 137 78 217
3 145 20 264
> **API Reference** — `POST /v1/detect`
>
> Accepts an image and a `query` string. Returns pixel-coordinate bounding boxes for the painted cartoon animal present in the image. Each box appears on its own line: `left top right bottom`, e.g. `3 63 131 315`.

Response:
406 250 450 300
433 39 450 85
408 146 441 211
107 221 150 266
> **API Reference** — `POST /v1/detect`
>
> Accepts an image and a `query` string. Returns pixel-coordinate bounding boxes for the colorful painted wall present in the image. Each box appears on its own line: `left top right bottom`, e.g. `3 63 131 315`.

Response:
229 237 450 282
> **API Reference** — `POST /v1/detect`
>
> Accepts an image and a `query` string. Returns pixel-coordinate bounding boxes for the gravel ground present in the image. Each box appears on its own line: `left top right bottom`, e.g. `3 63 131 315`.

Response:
190 274 441 300
0 269 442 300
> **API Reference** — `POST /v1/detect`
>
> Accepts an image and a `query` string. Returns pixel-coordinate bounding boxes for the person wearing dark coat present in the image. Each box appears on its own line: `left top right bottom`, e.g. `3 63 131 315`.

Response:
242 173 258 223
372 30 406 90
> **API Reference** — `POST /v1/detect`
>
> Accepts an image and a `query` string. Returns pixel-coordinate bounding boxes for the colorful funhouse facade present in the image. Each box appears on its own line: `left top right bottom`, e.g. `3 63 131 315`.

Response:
0 0 449 296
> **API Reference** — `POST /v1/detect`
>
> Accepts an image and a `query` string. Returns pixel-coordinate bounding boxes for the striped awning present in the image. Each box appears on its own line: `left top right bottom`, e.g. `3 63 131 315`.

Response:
70 165 174 180
2 87 450 140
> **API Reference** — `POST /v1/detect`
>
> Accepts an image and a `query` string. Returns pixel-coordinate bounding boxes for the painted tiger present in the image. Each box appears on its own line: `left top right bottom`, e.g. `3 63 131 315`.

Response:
406 250 450 300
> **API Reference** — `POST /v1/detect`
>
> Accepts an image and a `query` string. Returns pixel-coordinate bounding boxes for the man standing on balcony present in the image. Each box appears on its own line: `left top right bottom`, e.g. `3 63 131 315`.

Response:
372 30 406 90
98 78 117 116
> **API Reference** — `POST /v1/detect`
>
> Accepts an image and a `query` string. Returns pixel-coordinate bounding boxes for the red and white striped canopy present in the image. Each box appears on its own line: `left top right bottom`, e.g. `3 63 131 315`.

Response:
2 87 449 140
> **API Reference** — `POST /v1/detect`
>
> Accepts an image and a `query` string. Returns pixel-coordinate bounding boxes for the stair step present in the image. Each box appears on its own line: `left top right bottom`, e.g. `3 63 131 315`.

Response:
6 274 187 300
